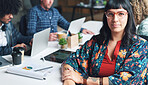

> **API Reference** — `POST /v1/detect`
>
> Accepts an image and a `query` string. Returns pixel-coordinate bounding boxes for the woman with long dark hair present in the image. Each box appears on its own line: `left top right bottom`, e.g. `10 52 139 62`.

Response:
61 0 148 85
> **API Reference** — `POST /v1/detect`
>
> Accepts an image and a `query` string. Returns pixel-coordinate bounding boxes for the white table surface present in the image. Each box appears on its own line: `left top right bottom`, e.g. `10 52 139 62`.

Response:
0 41 63 85
0 61 62 85
0 33 96 85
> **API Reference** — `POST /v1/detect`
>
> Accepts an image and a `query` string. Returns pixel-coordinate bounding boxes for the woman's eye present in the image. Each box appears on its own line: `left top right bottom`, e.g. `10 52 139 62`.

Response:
118 13 125 16
108 13 114 16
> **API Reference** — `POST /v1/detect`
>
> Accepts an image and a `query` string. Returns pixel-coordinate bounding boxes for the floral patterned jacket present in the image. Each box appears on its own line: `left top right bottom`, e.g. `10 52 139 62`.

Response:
63 34 148 85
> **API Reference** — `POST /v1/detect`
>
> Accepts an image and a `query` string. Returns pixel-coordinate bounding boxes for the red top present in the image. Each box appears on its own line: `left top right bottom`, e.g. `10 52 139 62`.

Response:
99 41 121 77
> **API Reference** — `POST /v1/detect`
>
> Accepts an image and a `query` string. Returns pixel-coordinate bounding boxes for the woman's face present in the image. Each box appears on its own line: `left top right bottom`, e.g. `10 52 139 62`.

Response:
106 8 128 34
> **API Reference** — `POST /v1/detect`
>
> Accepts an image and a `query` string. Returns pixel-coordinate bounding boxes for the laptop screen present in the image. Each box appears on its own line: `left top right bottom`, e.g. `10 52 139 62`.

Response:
31 28 50 57
68 17 86 34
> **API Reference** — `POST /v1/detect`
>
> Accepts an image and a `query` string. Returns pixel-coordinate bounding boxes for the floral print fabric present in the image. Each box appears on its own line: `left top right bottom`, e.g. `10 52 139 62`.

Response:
63 35 148 85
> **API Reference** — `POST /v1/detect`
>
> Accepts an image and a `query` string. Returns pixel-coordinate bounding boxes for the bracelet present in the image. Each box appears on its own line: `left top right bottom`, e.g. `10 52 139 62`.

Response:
83 75 88 85
83 78 87 85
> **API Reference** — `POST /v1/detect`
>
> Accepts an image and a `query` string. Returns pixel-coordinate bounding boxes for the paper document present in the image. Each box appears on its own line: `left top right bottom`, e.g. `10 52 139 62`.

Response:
6 61 53 80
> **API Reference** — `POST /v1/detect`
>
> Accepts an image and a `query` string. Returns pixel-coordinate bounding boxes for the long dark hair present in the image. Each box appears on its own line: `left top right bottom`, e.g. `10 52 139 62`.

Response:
0 0 22 18
98 0 137 47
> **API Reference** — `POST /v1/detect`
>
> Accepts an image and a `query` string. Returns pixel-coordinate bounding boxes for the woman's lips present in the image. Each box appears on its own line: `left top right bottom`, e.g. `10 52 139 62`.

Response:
112 24 120 28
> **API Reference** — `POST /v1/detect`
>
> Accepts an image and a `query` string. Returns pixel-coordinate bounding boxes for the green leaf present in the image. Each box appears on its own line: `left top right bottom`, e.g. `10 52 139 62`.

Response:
78 32 83 39
59 38 67 45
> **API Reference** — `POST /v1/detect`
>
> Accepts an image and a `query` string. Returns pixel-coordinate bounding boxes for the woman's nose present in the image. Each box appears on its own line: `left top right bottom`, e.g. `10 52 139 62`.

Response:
112 14 119 22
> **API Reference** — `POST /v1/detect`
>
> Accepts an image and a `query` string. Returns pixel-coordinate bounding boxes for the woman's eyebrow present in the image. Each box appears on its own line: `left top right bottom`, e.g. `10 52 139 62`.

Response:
107 11 127 12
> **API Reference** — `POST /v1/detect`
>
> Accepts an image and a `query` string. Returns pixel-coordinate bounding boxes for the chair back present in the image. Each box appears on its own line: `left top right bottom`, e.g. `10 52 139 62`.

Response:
19 15 27 36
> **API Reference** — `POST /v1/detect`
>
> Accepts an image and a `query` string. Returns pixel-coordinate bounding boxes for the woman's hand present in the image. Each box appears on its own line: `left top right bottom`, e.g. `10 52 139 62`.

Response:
62 64 83 84
63 80 76 85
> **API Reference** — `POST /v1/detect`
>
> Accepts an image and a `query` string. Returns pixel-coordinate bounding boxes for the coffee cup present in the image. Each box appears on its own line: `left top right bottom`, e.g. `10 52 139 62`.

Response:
57 32 67 40
11 51 22 65
13 47 25 62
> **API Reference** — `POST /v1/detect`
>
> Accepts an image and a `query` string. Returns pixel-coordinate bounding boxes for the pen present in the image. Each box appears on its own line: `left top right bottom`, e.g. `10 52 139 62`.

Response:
34 66 53 72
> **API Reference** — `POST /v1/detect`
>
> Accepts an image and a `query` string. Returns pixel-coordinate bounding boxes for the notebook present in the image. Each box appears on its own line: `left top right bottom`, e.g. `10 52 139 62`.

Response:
25 28 50 57
68 17 86 34
6 60 53 80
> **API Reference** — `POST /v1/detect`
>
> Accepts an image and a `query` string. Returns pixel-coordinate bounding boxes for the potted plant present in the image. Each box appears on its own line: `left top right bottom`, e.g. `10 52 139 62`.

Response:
59 38 67 49
78 32 83 43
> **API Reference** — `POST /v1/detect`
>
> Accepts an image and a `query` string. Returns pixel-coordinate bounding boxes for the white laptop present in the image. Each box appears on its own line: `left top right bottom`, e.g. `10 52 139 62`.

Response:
68 17 86 34
31 28 50 57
